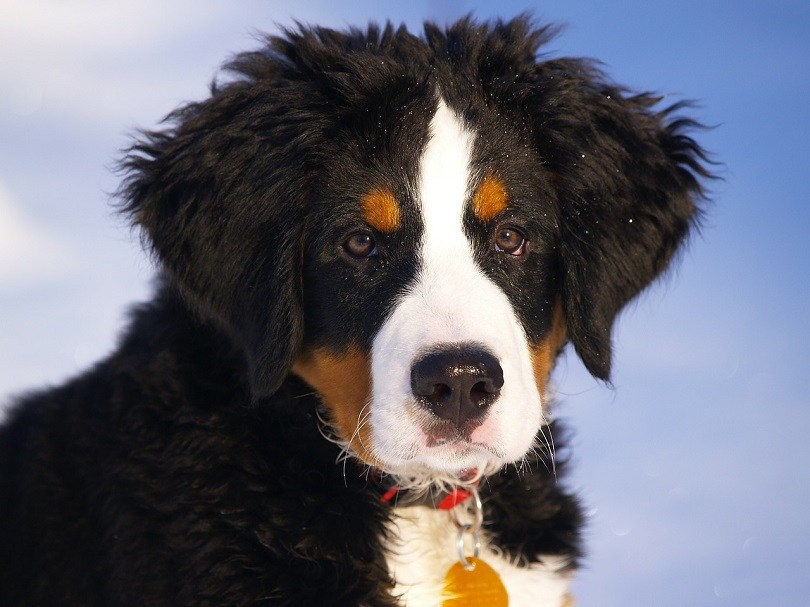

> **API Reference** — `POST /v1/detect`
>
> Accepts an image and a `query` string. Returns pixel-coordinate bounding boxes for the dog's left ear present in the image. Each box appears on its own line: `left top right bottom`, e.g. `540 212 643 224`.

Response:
527 60 712 380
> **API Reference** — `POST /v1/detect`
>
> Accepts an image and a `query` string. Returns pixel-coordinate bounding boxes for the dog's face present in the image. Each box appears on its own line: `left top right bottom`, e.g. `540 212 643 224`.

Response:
121 19 708 479
292 98 565 476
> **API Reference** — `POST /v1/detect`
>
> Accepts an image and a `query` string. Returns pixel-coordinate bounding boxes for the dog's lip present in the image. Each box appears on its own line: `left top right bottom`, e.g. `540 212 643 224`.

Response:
424 433 487 450
421 421 499 453
422 416 487 446
425 434 466 448
424 436 498 458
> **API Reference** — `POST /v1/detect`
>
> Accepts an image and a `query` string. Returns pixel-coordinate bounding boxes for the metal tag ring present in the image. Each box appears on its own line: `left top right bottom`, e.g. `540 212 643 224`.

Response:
450 486 483 531
456 523 481 571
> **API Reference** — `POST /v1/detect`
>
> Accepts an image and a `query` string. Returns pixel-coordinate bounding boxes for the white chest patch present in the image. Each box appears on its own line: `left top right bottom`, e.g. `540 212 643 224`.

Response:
384 505 573 607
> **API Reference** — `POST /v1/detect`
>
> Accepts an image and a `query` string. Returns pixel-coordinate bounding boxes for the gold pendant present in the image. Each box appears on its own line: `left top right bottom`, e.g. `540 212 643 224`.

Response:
441 557 508 606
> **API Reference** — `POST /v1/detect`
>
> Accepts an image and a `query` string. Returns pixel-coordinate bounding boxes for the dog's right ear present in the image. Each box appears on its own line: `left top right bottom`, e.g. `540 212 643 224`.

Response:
119 77 320 401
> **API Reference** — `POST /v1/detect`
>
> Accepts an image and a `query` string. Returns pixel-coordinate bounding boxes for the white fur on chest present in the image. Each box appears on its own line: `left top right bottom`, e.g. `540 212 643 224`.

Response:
384 505 573 607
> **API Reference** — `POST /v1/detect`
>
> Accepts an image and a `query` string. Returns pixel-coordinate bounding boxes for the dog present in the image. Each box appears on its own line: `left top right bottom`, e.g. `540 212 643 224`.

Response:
0 16 710 606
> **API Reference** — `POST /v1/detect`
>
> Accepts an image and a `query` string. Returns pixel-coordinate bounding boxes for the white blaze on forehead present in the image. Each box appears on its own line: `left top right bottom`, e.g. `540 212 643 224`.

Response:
418 98 476 253
368 97 542 475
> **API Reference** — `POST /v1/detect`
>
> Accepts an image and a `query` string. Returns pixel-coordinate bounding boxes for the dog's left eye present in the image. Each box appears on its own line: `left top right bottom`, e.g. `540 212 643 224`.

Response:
494 226 528 256
343 231 378 259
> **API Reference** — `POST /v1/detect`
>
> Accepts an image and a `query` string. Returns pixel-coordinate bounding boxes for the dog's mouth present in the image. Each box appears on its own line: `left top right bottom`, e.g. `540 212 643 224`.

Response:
366 412 509 477
425 434 469 448
423 414 487 446
423 425 505 458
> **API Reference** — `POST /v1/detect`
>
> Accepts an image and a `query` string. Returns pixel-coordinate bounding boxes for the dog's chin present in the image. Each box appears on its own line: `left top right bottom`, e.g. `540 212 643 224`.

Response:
370 439 510 481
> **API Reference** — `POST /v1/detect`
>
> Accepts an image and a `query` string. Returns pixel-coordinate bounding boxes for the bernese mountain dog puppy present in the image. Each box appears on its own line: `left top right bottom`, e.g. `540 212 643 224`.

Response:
0 16 711 607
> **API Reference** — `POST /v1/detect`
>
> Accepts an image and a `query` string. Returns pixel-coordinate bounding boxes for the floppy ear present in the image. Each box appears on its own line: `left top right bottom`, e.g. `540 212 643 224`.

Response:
528 59 711 380
119 79 318 400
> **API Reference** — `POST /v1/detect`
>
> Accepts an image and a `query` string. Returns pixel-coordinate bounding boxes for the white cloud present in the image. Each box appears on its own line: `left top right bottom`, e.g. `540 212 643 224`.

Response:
0 1 259 123
0 181 76 290
0 0 429 126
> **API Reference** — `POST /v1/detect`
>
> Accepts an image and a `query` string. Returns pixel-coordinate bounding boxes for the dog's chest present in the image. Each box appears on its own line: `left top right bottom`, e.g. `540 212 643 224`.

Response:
384 505 572 607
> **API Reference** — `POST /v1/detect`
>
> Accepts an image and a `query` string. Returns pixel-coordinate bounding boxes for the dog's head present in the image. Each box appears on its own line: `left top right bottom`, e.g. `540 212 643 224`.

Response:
121 18 709 480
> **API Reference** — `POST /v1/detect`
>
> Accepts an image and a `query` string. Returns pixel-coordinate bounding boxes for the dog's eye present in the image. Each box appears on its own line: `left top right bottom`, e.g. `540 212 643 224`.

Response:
343 231 378 259
494 226 528 256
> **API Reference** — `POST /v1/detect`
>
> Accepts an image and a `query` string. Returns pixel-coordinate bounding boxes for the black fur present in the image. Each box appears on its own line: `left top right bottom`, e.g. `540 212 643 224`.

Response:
0 16 710 606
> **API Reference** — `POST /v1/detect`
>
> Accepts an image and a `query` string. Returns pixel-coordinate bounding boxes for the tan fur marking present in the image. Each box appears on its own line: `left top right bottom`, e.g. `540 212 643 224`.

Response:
292 347 380 466
530 301 568 398
472 174 508 222
362 187 401 233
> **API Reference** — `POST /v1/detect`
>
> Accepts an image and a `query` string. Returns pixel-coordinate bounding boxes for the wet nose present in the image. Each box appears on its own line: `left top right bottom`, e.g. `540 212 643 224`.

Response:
410 344 503 428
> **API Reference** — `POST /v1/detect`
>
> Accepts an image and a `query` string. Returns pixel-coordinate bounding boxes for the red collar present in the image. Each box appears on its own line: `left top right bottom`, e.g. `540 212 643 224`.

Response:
374 468 479 510
380 483 473 510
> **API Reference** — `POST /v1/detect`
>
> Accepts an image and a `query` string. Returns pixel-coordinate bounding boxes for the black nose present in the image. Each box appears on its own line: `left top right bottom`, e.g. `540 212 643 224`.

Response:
410 344 504 428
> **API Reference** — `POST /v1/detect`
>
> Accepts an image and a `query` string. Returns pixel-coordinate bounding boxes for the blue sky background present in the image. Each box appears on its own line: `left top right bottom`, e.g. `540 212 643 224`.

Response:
1 1 808 605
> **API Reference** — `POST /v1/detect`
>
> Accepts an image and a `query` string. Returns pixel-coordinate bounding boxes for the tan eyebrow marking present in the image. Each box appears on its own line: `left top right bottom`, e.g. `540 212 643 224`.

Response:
472 173 509 222
362 187 401 233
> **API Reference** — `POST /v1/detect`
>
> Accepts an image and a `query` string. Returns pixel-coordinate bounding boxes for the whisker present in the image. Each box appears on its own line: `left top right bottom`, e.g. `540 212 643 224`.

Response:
537 420 557 479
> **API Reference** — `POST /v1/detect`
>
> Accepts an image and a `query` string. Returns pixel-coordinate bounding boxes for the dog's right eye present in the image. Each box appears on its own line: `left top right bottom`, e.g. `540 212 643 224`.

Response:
342 231 378 259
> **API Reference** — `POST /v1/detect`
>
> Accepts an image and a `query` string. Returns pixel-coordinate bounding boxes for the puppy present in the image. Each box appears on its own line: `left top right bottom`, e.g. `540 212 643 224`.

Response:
0 17 710 607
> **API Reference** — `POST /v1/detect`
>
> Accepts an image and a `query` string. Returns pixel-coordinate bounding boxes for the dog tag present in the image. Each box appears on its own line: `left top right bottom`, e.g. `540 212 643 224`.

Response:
441 557 508 606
